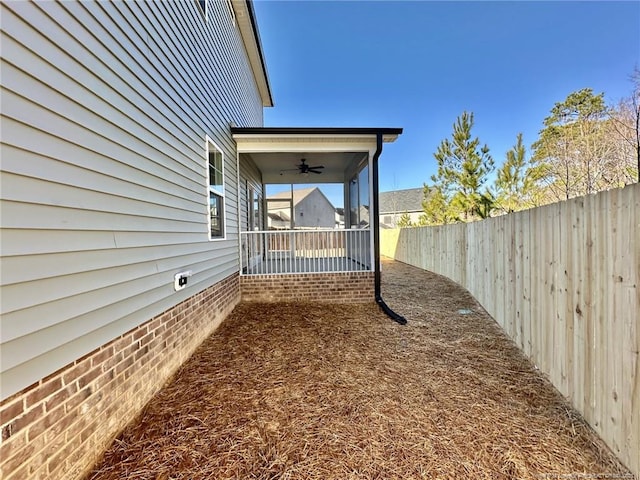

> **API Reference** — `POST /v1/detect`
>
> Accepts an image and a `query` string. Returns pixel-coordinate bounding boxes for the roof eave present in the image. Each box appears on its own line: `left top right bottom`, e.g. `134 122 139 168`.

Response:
232 0 274 107
231 127 403 143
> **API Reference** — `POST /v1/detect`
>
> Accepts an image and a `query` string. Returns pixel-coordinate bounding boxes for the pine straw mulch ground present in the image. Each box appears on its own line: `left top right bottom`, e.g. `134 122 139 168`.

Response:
85 258 632 480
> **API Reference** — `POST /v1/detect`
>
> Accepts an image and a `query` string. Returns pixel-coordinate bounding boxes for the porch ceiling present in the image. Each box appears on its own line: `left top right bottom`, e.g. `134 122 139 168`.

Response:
232 127 402 184
242 151 364 184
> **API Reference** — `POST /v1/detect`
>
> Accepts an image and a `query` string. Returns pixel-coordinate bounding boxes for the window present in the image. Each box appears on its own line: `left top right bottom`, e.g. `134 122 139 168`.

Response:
358 165 370 227
247 186 262 231
349 163 370 228
197 0 207 19
253 194 261 230
206 138 225 239
349 178 358 227
248 187 255 230
225 0 236 25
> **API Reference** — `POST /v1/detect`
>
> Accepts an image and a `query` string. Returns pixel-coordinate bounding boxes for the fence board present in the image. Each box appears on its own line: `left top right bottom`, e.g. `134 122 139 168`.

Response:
380 183 639 477
621 185 639 469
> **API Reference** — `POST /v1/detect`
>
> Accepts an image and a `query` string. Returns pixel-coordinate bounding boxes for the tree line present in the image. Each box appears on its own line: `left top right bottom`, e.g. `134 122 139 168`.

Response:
399 69 640 227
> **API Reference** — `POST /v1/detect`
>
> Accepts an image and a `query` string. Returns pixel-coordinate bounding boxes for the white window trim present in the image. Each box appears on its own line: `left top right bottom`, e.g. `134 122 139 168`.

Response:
197 0 208 22
225 0 236 26
195 0 209 23
206 136 226 241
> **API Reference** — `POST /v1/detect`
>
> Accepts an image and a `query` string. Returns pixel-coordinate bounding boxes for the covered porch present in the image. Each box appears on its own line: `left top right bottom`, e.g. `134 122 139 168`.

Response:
232 127 402 278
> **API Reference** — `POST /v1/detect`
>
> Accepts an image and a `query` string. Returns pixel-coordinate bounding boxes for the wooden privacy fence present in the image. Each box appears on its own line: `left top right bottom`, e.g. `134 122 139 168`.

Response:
380 183 639 477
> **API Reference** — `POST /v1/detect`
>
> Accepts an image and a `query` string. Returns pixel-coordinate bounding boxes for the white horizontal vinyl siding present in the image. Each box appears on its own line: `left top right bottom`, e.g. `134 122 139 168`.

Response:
0 0 264 399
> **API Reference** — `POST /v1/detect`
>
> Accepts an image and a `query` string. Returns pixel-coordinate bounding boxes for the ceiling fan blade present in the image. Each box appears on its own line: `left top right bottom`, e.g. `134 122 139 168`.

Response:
282 159 325 175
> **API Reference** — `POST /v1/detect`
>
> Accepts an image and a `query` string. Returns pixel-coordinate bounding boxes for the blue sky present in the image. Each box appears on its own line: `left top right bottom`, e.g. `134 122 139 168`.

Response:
253 0 640 207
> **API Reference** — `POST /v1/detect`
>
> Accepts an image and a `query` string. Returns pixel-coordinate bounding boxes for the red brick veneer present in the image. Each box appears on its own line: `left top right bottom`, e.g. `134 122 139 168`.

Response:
0 273 240 480
240 272 375 303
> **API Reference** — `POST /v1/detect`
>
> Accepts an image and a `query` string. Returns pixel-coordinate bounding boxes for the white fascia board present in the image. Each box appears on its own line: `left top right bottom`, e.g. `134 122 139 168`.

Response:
231 0 273 107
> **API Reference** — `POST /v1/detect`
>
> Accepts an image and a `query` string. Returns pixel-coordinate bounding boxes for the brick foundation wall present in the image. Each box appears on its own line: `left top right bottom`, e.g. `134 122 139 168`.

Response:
240 272 375 303
0 273 240 480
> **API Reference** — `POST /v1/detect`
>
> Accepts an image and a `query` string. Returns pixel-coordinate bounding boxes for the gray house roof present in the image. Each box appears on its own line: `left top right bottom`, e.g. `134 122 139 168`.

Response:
267 187 337 213
379 188 424 214
268 187 328 206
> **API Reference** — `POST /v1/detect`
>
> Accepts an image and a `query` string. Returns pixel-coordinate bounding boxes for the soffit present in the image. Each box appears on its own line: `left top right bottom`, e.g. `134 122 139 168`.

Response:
232 128 402 184
243 151 367 184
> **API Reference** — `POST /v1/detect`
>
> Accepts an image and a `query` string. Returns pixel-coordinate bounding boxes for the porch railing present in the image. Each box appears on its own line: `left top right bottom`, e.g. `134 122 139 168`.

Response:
240 229 371 275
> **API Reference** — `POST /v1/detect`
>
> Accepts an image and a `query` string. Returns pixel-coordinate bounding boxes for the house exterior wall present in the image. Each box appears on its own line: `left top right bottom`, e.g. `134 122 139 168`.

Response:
1 0 262 400
295 189 335 228
380 211 423 228
1 0 266 476
0 273 239 480
267 216 291 230
379 188 424 228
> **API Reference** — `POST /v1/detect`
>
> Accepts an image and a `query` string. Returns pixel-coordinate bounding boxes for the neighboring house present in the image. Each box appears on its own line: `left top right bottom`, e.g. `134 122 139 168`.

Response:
358 204 371 227
267 187 335 229
379 187 425 227
0 2 402 478
267 209 292 229
335 207 345 228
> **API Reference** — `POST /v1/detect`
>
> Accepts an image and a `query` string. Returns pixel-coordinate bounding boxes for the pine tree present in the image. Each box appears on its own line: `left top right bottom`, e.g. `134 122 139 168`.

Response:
420 184 451 225
397 212 413 228
495 133 547 214
428 112 495 222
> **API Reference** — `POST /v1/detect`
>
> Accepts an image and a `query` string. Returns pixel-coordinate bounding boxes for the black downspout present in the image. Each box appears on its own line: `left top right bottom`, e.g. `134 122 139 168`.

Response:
371 133 407 325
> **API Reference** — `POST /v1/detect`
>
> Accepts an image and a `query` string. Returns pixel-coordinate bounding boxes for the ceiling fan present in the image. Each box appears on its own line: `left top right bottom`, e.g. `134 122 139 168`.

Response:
280 158 325 176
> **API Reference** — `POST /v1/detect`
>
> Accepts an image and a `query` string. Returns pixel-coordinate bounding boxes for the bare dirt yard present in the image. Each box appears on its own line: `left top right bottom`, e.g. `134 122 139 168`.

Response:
86 259 631 480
